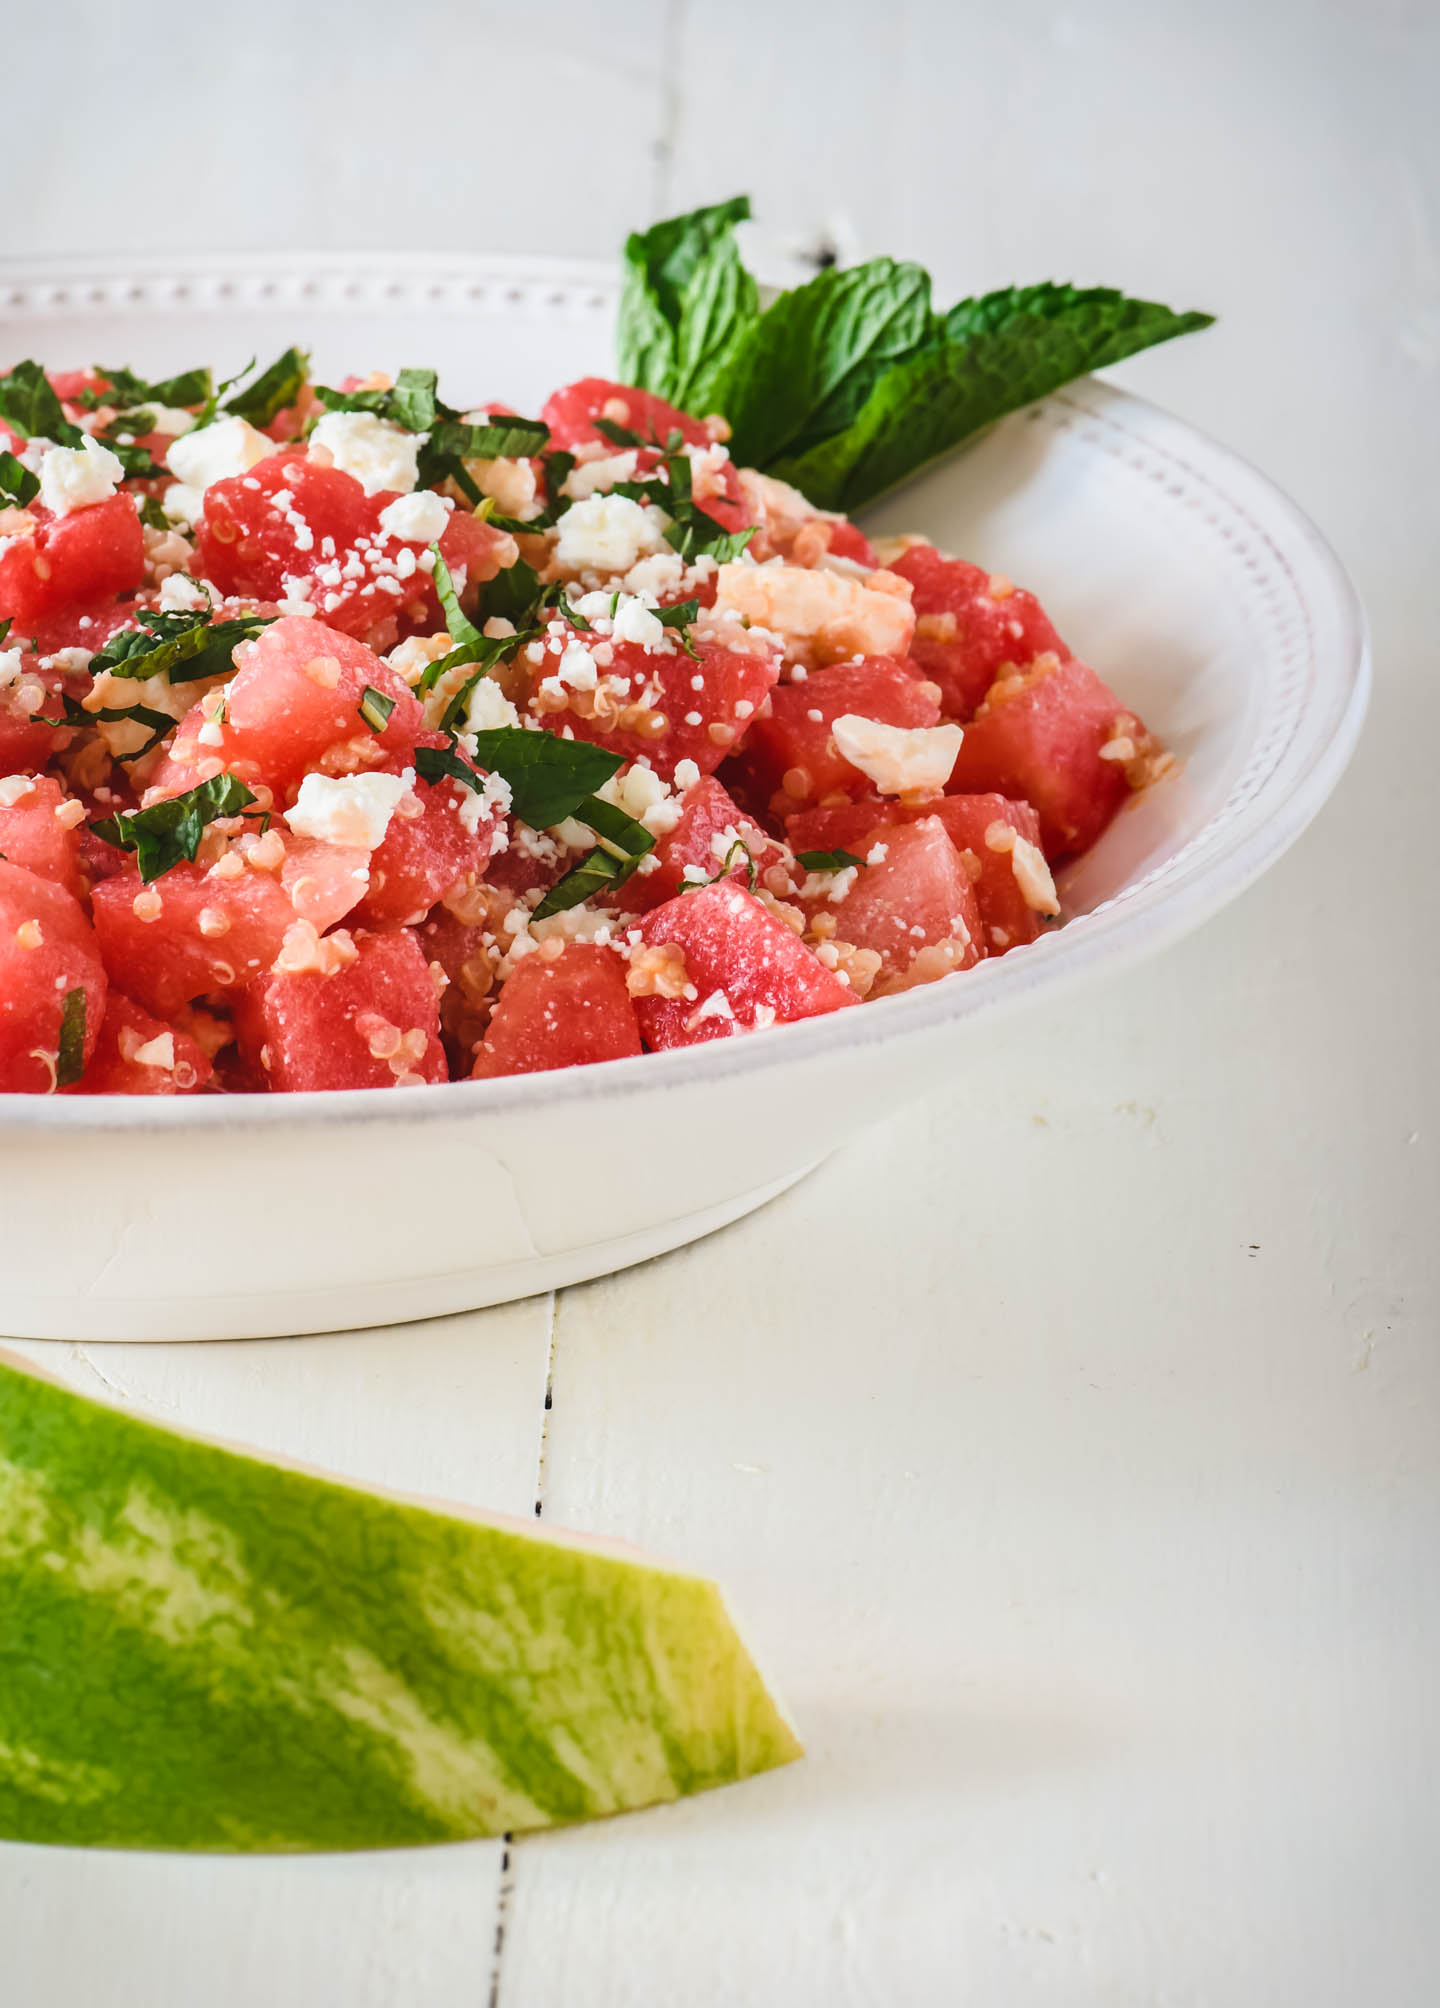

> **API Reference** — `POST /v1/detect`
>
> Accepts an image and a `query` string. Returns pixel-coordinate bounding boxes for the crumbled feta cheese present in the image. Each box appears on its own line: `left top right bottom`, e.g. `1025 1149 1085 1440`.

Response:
673 758 701 791
0 648 29 693
553 494 670 578
610 594 668 650
458 767 512 836
131 1031 176 1070
463 674 521 733
157 572 212 614
831 714 963 796
1011 833 1061 915
283 769 415 850
126 405 197 439
562 449 639 501
865 841 889 865
0 773 36 806
37 435 124 516
555 639 599 692
164 416 277 524
309 410 422 496
378 489 450 545
621 550 687 599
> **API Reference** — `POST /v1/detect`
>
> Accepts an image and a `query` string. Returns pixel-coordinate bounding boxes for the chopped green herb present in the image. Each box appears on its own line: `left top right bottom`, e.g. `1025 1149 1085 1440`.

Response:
92 773 258 883
431 546 480 648
358 685 396 734
224 347 309 429
617 195 1214 512
679 836 760 895
529 793 656 918
0 360 82 446
79 366 212 412
90 608 270 688
592 416 650 450
473 495 547 537
0 451 39 509
795 848 866 874
137 495 169 532
56 987 87 1089
464 726 623 831
436 635 539 732
84 699 182 763
413 744 484 794
653 596 703 658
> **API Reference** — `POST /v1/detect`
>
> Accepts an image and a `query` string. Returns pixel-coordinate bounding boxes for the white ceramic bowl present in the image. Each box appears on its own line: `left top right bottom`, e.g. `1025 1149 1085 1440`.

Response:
0 254 1368 1342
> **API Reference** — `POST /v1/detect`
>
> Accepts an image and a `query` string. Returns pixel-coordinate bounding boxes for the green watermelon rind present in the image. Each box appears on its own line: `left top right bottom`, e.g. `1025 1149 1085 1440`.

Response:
0 1349 800 1853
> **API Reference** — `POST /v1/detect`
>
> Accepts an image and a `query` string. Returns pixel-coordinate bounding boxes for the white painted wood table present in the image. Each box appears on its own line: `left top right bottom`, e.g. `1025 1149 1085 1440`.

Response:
3 3 1436 2002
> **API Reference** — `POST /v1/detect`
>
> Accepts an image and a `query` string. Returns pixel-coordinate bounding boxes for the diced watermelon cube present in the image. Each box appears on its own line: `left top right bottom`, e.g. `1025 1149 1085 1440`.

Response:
90 833 369 1018
526 625 780 783
0 774 86 897
888 543 1068 719
234 928 447 1091
193 451 515 645
541 379 713 454
633 882 855 1049
0 494 145 629
148 616 422 806
614 773 785 913
0 859 106 1092
787 790 1054 956
733 655 941 819
947 655 1153 858
351 735 503 930
471 942 641 1079
794 816 983 986
73 993 212 1096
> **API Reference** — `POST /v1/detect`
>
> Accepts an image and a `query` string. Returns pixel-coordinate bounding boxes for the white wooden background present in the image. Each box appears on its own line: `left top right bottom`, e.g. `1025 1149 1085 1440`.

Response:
4 2 1438 2001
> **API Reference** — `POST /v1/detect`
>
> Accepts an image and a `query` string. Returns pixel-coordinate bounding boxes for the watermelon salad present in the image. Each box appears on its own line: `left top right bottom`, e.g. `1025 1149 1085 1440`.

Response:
0 207 1203 1097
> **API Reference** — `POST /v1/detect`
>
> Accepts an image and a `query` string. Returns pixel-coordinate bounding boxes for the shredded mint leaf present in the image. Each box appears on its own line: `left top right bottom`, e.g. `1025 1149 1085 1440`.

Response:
83 365 212 412
473 496 547 536
93 773 257 883
0 619 10 647
680 836 759 895
225 347 309 428
437 635 540 731
430 547 480 648
56 987 87 1088
480 555 552 630
0 451 39 509
91 608 271 687
705 258 933 467
795 848 865 873
465 726 622 831
774 291 1216 511
529 795 654 919
592 417 649 450
413 744 486 796
617 197 757 404
665 516 754 565
137 495 169 531
84 699 180 763
358 686 395 733
0 361 82 446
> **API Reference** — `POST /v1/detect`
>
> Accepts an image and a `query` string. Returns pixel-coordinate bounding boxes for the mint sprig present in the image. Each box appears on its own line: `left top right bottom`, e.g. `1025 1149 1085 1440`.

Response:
616 200 1214 514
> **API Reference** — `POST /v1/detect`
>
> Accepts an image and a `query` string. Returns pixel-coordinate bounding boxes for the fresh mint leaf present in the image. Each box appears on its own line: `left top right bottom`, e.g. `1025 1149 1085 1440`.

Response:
617 196 756 402
0 451 39 508
358 686 395 733
225 346 309 428
480 554 551 630
56 987 87 1088
430 546 481 649
84 365 212 412
93 772 257 882
437 633 540 731
775 291 1215 511
84 699 181 763
795 848 865 873
705 258 932 467
529 793 655 919
679 835 759 895
431 415 550 462
465 726 622 831
91 608 271 687
0 360 82 446
592 417 649 450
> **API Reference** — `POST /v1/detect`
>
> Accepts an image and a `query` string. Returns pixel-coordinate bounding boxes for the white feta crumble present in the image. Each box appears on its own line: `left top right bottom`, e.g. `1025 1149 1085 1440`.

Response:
865 841 889 865
0 773 37 806
283 768 415 851
309 410 422 496
157 572 212 614
458 767 512 836
463 674 521 733
164 415 277 523
609 593 668 650
553 494 670 578
621 550 687 599
562 448 639 500
831 714 964 796
37 434 124 516
554 639 599 692
378 489 451 544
